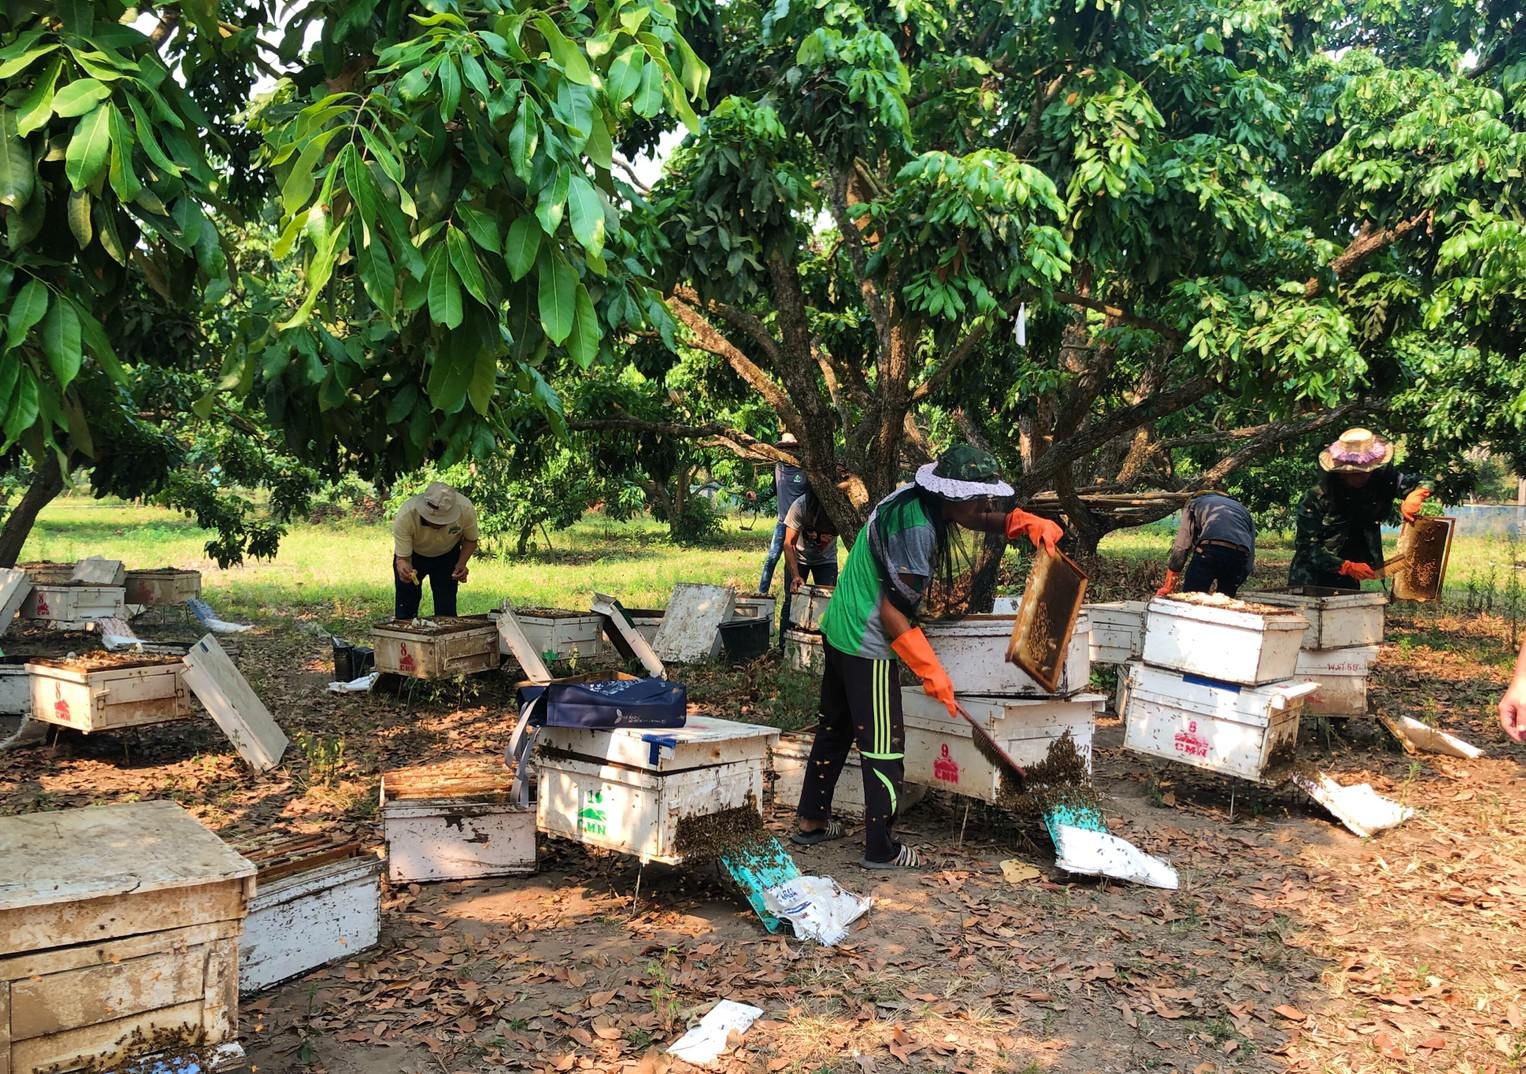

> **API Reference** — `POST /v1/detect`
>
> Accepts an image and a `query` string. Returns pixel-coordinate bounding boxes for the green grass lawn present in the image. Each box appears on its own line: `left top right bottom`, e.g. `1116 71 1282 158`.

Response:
16 496 1519 633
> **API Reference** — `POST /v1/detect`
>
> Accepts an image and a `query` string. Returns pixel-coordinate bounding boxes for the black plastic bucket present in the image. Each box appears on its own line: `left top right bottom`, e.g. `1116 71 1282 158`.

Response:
718 616 771 663
333 638 376 681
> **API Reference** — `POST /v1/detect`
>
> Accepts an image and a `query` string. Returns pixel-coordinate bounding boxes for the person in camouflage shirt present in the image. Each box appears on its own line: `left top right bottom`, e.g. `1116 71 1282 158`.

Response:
1288 428 1432 590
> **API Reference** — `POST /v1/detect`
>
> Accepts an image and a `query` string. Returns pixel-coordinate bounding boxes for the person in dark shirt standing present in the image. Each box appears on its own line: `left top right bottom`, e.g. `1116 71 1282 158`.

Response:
1157 492 1257 598
777 489 841 647
757 433 810 594
1288 428 1431 590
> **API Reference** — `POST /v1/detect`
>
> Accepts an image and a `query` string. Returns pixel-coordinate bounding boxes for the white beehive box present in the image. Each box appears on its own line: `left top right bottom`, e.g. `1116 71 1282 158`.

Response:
513 609 605 661
535 716 779 864
924 612 1092 697
1084 600 1147 665
733 595 777 623
1120 661 1319 782
124 568 203 606
371 615 500 679
21 583 126 625
788 584 834 632
1294 645 1380 717
0 657 29 716
901 689 1103 802
235 837 381 993
19 561 75 586
783 628 824 674
769 731 866 815
1141 596 1307 686
0 801 253 1074
1239 590 1386 650
381 760 536 882
26 655 192 733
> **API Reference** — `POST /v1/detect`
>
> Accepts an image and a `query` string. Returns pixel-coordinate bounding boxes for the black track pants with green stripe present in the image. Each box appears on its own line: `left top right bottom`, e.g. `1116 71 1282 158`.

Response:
797 639 905 864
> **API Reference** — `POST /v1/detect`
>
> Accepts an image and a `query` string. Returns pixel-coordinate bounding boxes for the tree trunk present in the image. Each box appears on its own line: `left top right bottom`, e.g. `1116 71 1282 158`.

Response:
516 524 533 557
0 454 65 567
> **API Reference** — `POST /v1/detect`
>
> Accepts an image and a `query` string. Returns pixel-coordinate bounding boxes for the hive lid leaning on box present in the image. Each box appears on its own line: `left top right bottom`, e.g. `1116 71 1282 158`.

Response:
0 800 255 938
536 714 779 773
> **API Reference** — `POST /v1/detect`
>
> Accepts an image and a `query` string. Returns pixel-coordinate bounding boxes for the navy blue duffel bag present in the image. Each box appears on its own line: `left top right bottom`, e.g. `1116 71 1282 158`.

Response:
518 676 687 730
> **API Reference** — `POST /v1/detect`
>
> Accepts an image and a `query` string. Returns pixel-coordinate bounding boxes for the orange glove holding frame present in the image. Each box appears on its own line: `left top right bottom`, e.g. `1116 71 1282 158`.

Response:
1339 560 1378 582
1005 508 1063 553
1400 487 1432 523
891 627 957 718
1155 569 1180 598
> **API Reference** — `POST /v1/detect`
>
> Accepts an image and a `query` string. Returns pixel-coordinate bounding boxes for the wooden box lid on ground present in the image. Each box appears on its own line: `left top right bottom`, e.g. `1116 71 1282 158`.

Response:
380 759 536 883
230 833 381 994
125 568 203 606
24 653 191 734
370 615 500 680
0 802 252 1074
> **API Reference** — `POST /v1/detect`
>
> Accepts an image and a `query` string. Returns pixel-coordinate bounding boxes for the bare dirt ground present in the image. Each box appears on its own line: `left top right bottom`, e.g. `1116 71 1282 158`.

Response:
2 606 1524 1074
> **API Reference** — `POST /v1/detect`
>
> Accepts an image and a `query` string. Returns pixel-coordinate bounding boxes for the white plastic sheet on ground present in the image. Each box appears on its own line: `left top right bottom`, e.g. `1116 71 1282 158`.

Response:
188 597 253 634
667 999 764 1067
1294 772 1414 838
1389 714 1484 760
1052 824 1179 889
760 875 872 946
327 672 379 693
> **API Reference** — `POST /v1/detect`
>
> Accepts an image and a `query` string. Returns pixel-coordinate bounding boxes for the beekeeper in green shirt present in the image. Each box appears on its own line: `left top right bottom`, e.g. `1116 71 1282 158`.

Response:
791 446 1061 869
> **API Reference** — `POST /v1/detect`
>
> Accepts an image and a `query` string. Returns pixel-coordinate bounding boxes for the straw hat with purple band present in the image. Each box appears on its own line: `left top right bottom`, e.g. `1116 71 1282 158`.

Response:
914 444 1014 501
1319 428 1395 474
418 482 464 526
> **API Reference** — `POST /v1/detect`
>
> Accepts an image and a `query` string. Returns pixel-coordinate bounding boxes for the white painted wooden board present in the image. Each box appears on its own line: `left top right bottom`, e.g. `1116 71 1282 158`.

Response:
382 800 537 882
70 557 127 587
0 662 30 716
783 628 824 674
1241 590 1386 650
0 567 30 638
240 856 382 992
1120 661 1317 783
182 634 288 771
1142 597 1308 686
536 754 765 864
495 605 552 683
924 612 1092 697
652 583 735 663
536 714 778 773
591 592 666 677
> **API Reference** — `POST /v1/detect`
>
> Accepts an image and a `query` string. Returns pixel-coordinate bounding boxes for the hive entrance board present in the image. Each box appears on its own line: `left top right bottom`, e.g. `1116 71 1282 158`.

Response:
182 634 288 771
0 566 30 638
591 592 666 677
652 583 735 663
1007 549 1088 693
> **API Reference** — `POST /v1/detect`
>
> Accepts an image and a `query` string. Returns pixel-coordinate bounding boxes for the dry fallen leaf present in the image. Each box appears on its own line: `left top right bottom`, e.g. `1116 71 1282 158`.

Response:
1000 859 1042 885
1273 1004 1307 1022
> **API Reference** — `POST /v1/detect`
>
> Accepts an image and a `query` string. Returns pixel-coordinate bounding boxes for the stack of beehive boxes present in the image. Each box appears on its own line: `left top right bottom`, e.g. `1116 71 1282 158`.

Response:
1121 595 1319 782
1241 590 1386 717
899 612 1105 804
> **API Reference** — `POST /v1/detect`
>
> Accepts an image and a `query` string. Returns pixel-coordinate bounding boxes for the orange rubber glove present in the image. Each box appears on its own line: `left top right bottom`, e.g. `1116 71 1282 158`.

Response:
1400 487 1432 523
1339 560 1378 582
1155 569 1180 598
891 627 958 718
1004 508 1063 553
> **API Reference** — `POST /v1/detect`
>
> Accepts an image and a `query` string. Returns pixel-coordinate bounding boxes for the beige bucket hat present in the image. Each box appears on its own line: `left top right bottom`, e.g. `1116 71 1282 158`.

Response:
418 482 463 526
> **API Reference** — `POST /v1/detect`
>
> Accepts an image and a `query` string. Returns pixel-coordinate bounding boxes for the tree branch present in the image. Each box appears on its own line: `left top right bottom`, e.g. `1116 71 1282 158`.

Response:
568 417 797 464
910 293 1027 404
673 285 784 368
1187 399 1384 488
826 170 893 367
1303 211 1432 298
1053 290 1182 343
667 295 803 431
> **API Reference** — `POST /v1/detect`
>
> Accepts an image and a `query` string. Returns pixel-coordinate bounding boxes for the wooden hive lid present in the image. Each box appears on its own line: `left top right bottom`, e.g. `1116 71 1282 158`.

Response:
0 800 255 913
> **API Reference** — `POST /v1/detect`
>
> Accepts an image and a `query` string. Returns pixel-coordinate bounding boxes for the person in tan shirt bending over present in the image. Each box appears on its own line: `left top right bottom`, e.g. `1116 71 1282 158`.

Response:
393 482 479 619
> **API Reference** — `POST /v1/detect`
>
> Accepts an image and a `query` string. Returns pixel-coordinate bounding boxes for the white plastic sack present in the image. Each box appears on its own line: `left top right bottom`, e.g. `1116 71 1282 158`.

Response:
188 597 252 634
1052 824 1179 889
667 1000 764 1067
327 672 379 693
761 875 872 946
